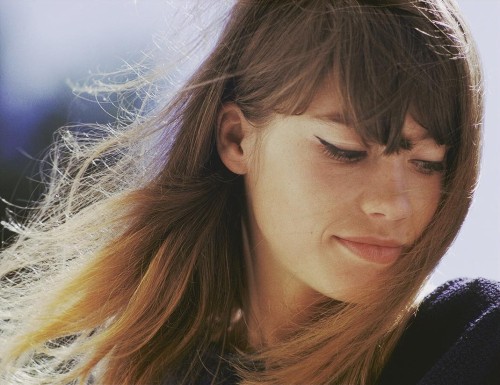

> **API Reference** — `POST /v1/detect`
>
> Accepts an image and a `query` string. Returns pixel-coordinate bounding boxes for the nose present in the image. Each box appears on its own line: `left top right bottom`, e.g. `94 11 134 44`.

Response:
361 155 412 221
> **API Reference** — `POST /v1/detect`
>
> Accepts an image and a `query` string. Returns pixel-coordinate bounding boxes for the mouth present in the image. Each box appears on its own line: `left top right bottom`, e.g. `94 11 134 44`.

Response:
334 236 403 265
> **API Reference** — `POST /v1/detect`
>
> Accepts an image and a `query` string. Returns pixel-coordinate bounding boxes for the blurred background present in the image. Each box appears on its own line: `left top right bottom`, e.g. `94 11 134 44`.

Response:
0 0 498 286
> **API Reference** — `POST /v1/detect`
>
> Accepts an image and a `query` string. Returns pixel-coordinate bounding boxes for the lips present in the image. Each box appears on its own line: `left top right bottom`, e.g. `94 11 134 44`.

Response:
335 236 403 264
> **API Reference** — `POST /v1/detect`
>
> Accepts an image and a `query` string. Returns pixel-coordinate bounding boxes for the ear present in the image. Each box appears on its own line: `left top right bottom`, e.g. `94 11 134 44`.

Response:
216 103 254 175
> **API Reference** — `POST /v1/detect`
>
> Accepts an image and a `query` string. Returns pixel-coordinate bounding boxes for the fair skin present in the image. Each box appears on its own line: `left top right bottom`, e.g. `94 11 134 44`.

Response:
217 88 446 347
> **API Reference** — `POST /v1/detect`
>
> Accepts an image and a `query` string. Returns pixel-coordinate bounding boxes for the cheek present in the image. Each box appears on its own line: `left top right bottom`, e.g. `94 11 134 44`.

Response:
409 178 443 231
248 161 315 229
245 148 333 245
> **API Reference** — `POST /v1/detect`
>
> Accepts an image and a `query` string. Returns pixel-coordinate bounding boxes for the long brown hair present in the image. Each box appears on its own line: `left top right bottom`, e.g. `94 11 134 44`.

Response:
0 1 482 384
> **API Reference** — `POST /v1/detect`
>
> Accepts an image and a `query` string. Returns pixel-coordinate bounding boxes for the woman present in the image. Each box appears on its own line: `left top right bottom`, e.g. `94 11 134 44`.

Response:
0 1 498 384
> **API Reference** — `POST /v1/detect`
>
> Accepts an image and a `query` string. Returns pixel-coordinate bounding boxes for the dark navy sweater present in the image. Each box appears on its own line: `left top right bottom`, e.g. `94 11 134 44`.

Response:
377 278 500 385
173 278 500 385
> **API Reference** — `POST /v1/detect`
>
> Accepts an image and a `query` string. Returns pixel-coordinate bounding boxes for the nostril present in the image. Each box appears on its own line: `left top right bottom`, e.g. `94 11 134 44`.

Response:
362 187 413 221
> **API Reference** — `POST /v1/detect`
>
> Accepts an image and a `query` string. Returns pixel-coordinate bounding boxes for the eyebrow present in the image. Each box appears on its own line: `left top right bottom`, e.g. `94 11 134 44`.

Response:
313 112 353 126
404 126 433 142
312 112 440 148
315 113 431 135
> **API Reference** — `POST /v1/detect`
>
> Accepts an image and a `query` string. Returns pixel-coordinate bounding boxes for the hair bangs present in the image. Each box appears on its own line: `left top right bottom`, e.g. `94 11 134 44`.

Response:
307 2 464 154
231 1 465 153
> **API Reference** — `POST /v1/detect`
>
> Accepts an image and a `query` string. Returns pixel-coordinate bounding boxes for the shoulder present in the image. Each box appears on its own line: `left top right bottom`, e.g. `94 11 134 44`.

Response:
378 278 500 385
420 277 500 316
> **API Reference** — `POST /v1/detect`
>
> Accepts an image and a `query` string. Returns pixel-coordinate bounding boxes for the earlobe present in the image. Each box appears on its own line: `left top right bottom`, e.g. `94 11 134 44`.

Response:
216 103 253 175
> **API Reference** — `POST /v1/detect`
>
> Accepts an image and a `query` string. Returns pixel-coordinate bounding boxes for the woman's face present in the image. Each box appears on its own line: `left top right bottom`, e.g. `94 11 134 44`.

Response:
243 90 446 304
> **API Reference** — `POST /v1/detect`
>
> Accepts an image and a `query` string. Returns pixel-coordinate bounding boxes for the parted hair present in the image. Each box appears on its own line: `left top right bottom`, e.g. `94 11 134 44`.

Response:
0 1 482 384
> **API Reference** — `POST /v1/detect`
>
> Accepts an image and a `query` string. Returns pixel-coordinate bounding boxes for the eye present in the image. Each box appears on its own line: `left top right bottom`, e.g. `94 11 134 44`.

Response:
410 159 446 175
315 136 367 163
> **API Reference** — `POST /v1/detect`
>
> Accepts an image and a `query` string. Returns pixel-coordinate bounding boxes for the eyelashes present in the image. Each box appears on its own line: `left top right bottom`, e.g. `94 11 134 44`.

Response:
409 159 446 175
315 136 446 175
315 136 367 163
